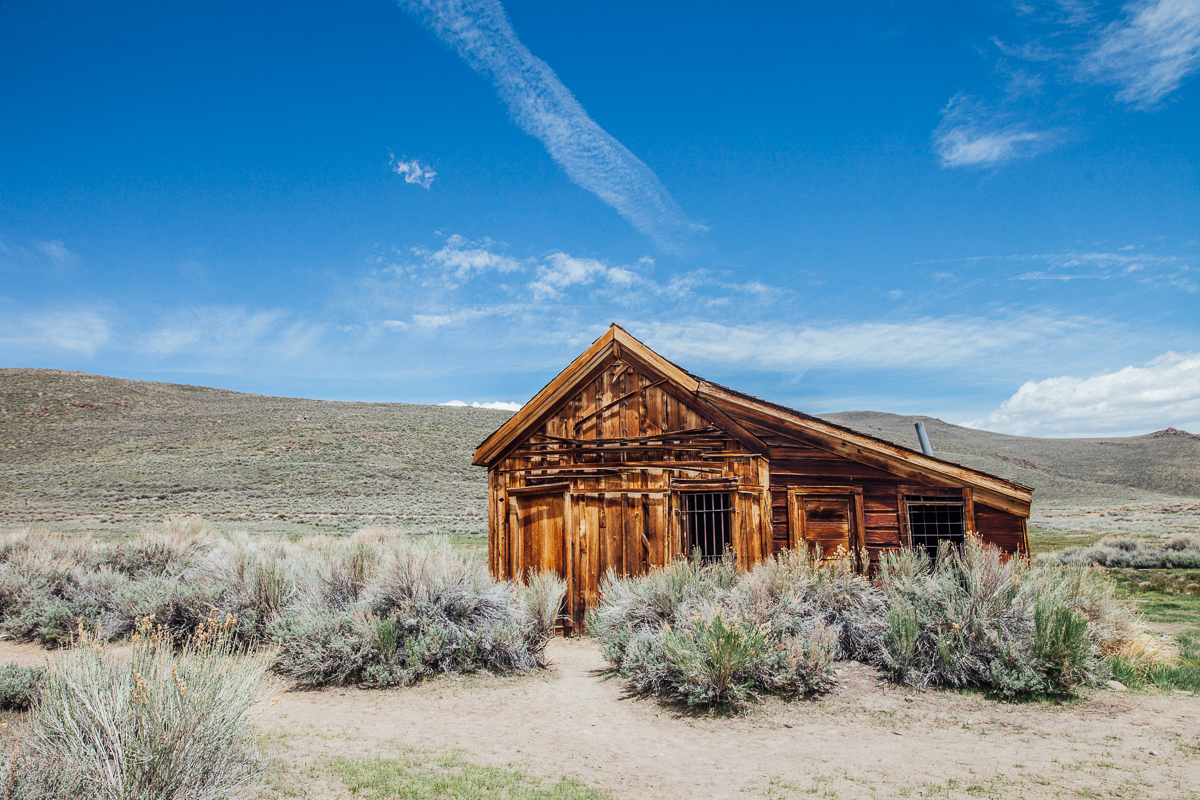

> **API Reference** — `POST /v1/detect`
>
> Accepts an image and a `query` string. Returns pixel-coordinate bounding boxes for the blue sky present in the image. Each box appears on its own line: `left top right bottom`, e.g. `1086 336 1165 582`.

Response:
2 0 1198 437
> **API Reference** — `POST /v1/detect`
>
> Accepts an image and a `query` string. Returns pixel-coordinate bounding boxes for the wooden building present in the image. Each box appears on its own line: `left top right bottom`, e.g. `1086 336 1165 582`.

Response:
473 325 1032 631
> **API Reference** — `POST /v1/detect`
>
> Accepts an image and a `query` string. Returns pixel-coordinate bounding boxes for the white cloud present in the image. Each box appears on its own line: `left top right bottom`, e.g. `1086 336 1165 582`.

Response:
528 252 616 299
439 399 523 411
411 234 523 285
141 307 282 356
35 240 74 262
934 94 1050 168
1081 0 1200 108
935 0 1199 169
636 314 1091 373
412 307 505 329
395 0 700 249
972 351 1200 436
918 248 1195 288
138 306 323 361
32 310 110 354
0 309 111 356
389 153 437 188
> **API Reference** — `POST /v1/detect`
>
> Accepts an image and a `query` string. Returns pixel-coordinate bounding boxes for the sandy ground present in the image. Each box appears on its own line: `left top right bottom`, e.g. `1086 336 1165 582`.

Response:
5 636 1195 799
253 638 1200 800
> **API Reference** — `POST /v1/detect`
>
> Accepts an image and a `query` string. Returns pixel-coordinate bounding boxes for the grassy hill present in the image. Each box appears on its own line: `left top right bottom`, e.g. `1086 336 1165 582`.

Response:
2 369 1197 538
0 369 510 536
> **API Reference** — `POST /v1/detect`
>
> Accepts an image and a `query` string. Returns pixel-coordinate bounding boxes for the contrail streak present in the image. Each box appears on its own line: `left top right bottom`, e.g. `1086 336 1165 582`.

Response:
396 0 701 250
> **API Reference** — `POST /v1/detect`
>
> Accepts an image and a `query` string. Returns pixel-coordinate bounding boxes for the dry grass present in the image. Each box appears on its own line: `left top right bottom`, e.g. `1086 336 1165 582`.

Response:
0 368 511 538
2 613 269 800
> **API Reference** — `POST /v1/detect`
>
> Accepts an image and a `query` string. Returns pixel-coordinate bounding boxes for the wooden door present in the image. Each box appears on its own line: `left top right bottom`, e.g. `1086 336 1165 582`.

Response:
790 492 860 565
515 491 566 582
510 489 575 632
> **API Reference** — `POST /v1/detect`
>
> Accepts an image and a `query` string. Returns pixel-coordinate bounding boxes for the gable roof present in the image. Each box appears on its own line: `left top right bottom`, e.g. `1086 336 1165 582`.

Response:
474 324 1032 517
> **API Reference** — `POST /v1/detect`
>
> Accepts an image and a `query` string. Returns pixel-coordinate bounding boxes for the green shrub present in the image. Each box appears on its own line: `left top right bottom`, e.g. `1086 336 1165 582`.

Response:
10 614 268 800
1052 534 1200 569
877 537 1125 696
588 553 841 707
0 663 45 711
659 608 767 706
269 538 562 687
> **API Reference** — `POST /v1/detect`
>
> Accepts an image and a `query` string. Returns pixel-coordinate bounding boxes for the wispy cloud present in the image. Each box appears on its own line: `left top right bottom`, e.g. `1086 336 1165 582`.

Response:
389 152 437 188
934 94 1052 168
635 313 1104 374
0 308 111 356
411 306 511 330
917 248 1196 289
394 0 699 249
972 351 1200 436
138 306 324 362
937 0 1200 168
439 399 522 411
408 234 523 286
35 240 74 262
1011 0 1098 27
1080 0 1200 108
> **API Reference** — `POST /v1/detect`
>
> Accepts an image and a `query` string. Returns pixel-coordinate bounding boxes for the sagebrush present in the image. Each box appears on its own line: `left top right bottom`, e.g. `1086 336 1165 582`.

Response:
0 521 565 687
590 537 1168 704
2 613 268 800
0 663 44 712
586 551 880 706
1051 534 1200 569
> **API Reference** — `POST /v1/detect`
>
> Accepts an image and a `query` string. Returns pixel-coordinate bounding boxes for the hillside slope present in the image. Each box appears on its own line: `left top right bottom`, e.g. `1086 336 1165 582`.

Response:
1 368 510 535
3 369 1198 538
819 411 1200 505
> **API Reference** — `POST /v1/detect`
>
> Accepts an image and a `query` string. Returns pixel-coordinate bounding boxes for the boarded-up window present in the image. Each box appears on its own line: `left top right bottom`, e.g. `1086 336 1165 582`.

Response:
682 492 732 561
905 495 965 559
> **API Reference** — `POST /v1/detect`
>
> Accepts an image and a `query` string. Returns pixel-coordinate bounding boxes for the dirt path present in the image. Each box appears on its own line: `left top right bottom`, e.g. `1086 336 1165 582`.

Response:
257 638 1200 799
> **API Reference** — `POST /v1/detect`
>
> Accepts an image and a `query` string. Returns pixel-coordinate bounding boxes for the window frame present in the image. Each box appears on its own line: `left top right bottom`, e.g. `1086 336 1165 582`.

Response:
898 486 976 559
680 491 734 562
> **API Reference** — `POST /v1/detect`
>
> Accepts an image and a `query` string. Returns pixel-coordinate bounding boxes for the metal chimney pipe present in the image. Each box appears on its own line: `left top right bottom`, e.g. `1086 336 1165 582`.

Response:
915 422 934 457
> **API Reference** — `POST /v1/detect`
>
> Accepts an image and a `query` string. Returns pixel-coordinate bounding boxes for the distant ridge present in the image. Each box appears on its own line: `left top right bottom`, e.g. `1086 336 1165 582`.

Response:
819 411 1200 504
1147 427 1199 440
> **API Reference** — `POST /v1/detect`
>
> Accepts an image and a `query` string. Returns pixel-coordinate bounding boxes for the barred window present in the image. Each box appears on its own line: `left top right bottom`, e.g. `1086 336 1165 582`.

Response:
682 492 732 562
905 495 965 560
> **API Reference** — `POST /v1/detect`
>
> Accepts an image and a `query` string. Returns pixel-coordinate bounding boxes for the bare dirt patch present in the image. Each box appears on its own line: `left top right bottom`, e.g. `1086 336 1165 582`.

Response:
257 638 1200 800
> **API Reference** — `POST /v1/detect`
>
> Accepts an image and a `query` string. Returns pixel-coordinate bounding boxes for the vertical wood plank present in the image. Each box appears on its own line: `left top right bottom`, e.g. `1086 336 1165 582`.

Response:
962 488 977 536
852 493 867 572
896 490 911 547
563 492 576 632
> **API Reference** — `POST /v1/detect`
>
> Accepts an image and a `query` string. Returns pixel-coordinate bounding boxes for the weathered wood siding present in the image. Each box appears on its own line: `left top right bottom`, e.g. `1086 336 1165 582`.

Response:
486 344 1030 632
974 502 1029 556
490 356 771 630
753 430 1029 565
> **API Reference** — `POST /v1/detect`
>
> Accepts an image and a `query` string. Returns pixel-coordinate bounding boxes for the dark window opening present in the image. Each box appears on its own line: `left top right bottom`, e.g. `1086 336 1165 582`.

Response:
682 492 732 562
906 495 965 560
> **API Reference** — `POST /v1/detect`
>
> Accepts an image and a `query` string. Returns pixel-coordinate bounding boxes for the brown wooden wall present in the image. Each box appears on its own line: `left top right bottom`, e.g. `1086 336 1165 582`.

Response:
488 356 771 630
752 430 1028 564
488 357 1028 630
